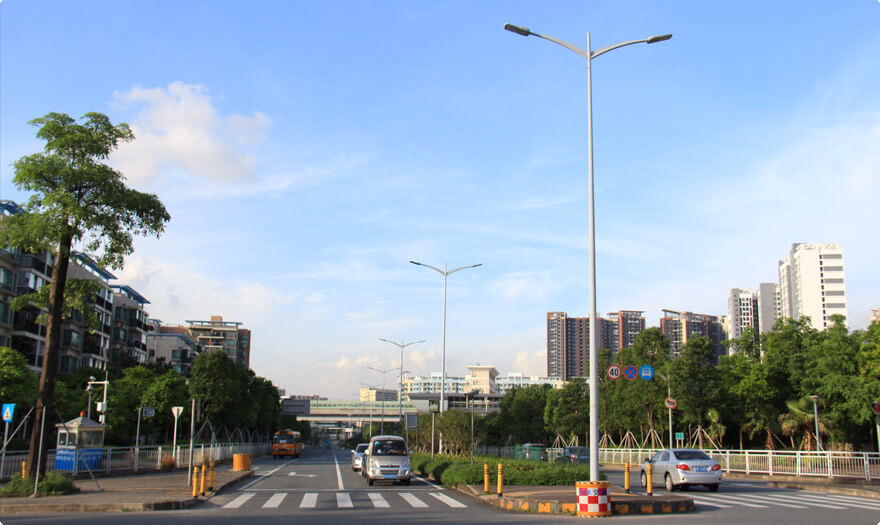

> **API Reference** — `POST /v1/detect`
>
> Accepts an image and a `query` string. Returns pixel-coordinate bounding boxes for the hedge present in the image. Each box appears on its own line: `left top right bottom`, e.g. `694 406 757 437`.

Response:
411 453 603 486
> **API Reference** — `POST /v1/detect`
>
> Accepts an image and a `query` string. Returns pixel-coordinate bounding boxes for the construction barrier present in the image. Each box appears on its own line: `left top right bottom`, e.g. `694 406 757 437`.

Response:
576 480 612 518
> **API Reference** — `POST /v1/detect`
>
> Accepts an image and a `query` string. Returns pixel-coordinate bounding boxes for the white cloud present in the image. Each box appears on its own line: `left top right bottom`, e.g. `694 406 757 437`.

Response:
111 82 270 185
490 272 558 302
512 350 546 377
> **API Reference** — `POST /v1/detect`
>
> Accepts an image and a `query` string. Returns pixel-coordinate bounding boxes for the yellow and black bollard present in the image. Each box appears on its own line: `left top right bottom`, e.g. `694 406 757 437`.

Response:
483 463 490 493
646 463 653 496
200 464 207 496
497 463 503 497
624 461 631 493
192 467 199 497
209 461 215 491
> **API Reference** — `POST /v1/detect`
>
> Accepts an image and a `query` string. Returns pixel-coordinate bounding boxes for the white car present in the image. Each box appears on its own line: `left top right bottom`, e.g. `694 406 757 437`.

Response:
362 435 411 486
351 443 369 471
640 448 722 492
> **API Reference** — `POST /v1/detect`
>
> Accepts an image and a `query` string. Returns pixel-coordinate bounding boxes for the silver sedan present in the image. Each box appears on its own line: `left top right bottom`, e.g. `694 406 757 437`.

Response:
351 443 369 471
640 448 722 492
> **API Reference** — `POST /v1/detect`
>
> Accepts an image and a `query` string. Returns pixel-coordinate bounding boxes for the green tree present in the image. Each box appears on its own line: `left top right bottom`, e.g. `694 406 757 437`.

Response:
437 409 473 455
1 112 170 476
140 371 189 443
544 378 587 440
249 375 281 434
0 347 38 407
189 351 253 429
611 328 670 446
107 366 156 444
497 384 551 444
53 366 106 421
671 336 719 446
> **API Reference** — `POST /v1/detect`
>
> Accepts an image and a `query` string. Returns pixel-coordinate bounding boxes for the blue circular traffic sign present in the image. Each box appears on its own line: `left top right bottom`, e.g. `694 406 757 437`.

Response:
639 364 654 381
623 365 638 380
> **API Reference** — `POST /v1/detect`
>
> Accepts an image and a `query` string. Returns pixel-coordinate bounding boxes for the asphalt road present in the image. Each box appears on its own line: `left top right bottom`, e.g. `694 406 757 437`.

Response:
4 447 880 524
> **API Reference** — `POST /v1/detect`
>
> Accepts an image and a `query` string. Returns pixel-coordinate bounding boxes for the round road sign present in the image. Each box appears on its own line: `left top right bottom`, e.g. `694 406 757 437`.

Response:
639 364 655 381
622 365 638 380
665 397 677 410
606 364 622 381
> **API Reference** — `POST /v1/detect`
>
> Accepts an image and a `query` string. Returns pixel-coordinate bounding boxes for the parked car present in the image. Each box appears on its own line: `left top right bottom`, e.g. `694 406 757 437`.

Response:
640 448 722 492
362 435 412 485
351 443 369 471
558 446 590 464
515 443 547 461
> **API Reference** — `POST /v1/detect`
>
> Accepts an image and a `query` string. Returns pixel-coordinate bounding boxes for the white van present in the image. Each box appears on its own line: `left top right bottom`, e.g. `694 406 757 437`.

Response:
362 435 411 485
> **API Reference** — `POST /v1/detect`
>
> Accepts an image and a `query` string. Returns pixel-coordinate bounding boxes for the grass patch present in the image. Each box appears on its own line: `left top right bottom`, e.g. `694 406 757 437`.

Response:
1 472 80 497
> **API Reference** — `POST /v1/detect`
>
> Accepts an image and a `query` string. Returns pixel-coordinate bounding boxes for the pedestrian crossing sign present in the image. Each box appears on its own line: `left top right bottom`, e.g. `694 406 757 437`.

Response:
2 403 14 423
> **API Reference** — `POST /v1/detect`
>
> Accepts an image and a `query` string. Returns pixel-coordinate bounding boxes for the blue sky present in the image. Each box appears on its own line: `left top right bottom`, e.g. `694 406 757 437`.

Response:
2 1 879 399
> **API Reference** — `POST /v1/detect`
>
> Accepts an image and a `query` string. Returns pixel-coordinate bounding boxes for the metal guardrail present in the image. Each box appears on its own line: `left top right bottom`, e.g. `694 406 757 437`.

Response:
473 445 880 481
0 441 270 480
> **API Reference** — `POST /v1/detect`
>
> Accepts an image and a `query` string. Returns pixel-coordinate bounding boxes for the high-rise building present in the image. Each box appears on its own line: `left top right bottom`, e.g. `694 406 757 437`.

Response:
110 285 151 366
185 315 251 367
778 243 847 330
757 282 780 334
660 309 727 358
146 320 202 377
607 310 646 351
547 311 636 379
728 288 759 340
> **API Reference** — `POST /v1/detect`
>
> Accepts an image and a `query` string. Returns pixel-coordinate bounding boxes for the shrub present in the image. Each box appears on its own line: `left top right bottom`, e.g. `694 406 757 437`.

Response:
1 472 80 497
410 452 604 486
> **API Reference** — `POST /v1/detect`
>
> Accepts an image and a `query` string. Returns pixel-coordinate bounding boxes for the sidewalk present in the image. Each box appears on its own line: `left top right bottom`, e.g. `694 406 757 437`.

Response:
0 466 252 516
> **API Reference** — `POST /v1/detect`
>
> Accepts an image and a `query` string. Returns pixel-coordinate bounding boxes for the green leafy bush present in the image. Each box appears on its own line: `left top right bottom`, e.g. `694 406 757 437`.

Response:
410 452 603 486
1 472 79 496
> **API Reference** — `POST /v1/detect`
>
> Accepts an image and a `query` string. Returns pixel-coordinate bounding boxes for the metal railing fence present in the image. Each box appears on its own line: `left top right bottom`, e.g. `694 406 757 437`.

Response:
0 441 269 480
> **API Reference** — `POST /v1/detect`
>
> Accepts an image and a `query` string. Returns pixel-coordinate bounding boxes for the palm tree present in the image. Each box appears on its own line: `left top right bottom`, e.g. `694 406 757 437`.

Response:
779 397 828 451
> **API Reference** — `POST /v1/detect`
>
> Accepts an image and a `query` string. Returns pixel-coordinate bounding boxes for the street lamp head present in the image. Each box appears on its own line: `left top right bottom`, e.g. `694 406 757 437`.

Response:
809 395 819 402
646 34 673 44
504 23 531 37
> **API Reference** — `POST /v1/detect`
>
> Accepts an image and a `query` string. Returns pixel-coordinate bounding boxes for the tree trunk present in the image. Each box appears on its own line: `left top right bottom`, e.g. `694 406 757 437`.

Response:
26 233 72 479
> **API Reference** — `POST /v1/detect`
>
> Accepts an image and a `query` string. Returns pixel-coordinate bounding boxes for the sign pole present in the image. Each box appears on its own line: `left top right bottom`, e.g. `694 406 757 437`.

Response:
188 398 196 487
1 420 8 479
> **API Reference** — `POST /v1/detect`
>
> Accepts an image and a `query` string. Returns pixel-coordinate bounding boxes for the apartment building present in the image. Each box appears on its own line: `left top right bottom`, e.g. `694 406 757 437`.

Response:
660 309 727 358
146 320 201 377
400 365 558 396
728 288 759 341
547 311 644 379
185 315 251 367
778 243 847 330
110 285 151 365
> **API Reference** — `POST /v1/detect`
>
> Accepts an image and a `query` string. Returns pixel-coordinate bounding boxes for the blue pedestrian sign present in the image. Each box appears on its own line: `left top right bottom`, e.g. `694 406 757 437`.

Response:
639 365 654 381
2 403 14 423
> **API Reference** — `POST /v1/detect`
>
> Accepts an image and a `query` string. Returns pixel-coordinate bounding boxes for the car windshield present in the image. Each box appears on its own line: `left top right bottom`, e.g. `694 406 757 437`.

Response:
356 444 368 453
371 439 407 456
674 450 711 460
274 435 292 444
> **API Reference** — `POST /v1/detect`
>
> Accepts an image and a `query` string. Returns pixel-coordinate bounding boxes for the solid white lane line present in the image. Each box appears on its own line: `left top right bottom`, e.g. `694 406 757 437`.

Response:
707 494 768 508
368 492 390 508
399 492 429 508
336 492 353 508
413 474 441 489
223 493 256 509
263 493 286 508
429 492 467 508
334 454 344 490
300 493 318 508
690 497 732 508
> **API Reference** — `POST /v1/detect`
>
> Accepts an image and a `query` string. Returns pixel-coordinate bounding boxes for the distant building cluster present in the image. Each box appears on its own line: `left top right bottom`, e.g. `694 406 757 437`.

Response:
546 242 851 379
0 199 252 379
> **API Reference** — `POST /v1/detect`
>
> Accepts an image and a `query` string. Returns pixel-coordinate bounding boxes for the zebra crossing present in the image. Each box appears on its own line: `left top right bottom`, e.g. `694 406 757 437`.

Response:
689 490 880 511
222 490 468 511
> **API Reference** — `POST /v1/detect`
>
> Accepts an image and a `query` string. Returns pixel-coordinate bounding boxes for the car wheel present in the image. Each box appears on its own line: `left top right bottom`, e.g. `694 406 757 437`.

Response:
402 478 411 486
640 471 647 488
665 474 675 492
707 484 719 492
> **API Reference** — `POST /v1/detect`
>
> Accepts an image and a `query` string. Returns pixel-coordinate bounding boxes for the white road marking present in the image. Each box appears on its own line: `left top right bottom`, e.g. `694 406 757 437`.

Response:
429 492 467 508
708 494 769 508
793 493 880 509
764 494 845 509
740 494 806 508
300 493 318 508
223 493 255 509
336 492 353 508
238 462 289 490
263 493 286 508
399 492 429 508
412 474 441 489
691 497 732 508
368 492 390 508
334 454 344 490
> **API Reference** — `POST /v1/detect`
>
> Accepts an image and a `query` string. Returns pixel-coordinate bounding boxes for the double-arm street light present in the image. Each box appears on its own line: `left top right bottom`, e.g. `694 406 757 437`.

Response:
409 261 481 418
368 366 395 434
504 22 671 482
379 338 425 431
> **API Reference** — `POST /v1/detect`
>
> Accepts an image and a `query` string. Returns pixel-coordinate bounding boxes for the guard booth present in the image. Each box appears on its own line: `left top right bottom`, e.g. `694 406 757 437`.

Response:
54 413 105 474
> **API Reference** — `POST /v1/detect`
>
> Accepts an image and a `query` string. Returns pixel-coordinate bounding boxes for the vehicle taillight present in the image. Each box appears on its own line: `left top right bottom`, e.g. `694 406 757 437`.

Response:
711 464 721 471
676 464 690 471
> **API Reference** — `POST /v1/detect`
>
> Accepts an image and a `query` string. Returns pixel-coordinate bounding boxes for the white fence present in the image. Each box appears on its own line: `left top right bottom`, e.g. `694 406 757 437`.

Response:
599 448 880 481
0 441 270 480
473 445 880 481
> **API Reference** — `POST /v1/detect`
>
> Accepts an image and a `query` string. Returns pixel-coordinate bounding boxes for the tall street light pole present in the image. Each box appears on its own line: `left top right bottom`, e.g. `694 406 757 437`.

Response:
809 395 822 451
368 366 395 434
409 261 481 420
504 23 671 482
379 338 425 432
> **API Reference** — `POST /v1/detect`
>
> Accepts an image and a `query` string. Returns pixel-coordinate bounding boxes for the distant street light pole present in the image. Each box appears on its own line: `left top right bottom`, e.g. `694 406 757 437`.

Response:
85 376 95 420
379 338 425 431
360 383 379 438
368 366 395 434
504 22 671 483
809 395 822 451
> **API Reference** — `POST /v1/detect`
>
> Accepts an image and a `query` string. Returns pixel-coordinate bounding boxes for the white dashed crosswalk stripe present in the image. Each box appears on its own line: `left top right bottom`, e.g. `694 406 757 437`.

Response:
299 493 318 508
691 497 732 508
368 492 390 508
263 493 286 508
399 492 429 508
790 493 880 510
708 494 769 508
741 494 806 508
336 492 353 508
429 492 467 508
223 493 256 509
763 494 845 509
